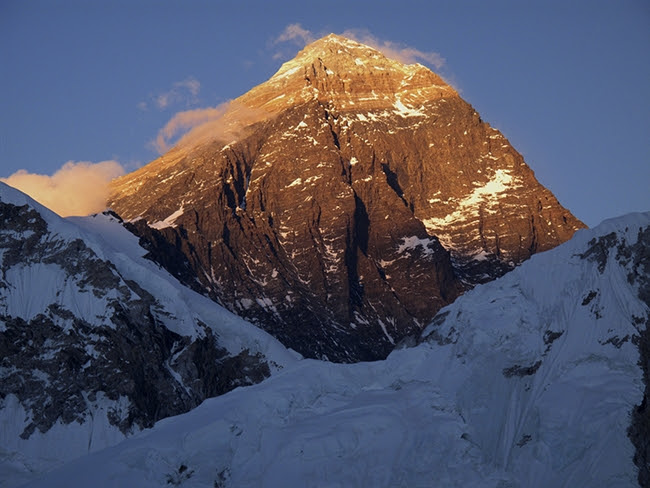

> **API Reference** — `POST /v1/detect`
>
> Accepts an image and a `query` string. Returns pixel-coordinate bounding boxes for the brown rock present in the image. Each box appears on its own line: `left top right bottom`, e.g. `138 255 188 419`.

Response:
109 34 584 361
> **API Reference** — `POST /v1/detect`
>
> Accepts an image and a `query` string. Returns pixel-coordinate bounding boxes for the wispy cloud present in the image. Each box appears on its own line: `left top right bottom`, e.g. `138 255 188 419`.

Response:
342 29 445 69
273 23 315 46
153 104 229 153
271 24 445 69
152 27 448 155
152 102 269 154
139 77 201 111
156 78 201 109
1 161 125 217
271 23 316 60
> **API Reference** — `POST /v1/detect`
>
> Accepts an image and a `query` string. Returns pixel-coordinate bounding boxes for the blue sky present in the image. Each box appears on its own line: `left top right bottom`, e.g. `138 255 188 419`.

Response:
1 0 648 225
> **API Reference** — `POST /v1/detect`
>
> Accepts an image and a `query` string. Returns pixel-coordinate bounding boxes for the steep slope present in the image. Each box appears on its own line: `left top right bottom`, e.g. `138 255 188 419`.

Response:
109 34 584 361
22 212 649 488
0 182 295 485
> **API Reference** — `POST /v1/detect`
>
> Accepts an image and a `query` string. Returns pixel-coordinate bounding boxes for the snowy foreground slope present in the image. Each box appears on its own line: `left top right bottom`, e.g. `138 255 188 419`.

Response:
0 183 295 487
21 212 650 488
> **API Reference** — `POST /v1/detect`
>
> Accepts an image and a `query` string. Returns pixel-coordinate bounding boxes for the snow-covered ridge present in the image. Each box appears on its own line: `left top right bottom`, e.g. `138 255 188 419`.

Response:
0 182 295 487
20 211 649 487
3 182 293 353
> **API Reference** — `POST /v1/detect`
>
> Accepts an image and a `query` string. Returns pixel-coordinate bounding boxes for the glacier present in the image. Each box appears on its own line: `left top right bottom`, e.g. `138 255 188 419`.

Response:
12 209 648 487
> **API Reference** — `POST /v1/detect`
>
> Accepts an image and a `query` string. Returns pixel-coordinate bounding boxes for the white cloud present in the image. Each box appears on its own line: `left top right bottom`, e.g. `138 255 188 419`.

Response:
1 160 125 217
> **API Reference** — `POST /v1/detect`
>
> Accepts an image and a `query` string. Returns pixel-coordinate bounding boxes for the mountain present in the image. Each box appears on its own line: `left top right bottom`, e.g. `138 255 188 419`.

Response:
0 182 295 485
108 34 584 362
20 212 649 488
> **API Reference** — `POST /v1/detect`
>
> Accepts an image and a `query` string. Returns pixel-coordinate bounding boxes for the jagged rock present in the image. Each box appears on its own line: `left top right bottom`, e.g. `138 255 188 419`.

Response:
108 34 584 362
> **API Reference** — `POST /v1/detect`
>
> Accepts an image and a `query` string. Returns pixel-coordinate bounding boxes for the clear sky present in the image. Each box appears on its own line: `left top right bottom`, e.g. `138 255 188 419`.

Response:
1 0 648 226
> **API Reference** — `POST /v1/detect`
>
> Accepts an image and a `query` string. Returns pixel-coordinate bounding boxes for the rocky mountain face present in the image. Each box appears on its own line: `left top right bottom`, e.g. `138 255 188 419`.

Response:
0 183 292 474
109 34 584 362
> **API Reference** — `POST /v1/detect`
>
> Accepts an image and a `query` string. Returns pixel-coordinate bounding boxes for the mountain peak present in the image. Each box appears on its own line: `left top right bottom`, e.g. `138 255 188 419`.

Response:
278 33 392 72
108 35 584 362
239 34 456 115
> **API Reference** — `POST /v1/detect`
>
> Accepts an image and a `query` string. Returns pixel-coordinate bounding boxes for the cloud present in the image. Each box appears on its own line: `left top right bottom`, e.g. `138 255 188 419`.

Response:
273 23 315 46
271 24 445 69
271 23 317 60
152 104 229 153
156 77 201 109
152 101 270 154
341 29 445 69
138 77 201 111
153 27 448 155
1 160 125 217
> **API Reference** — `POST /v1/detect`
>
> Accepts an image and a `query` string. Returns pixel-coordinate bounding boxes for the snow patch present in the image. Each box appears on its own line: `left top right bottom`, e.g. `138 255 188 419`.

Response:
287 178 302 188
422 169 520 235
397 236 437 257
377 319 395 345
150 205 185 230
393 98 425 117
273 65 301 80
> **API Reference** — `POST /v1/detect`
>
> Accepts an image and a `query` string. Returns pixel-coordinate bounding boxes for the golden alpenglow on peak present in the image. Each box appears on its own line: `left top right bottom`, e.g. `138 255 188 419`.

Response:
108 34 584 362
115 34 458 167
239 34 457 114
273 33 399 75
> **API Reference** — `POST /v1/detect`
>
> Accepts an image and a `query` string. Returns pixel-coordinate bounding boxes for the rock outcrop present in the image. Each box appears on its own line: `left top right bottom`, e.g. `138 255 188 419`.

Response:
109 34 584 362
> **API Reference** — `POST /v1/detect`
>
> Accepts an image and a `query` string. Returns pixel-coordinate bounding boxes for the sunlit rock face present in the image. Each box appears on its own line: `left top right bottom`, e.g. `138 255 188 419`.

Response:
109 34 584 362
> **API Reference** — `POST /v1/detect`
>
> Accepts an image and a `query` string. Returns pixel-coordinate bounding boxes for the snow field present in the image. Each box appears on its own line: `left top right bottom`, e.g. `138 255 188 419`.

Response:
2 183 648 487
26 213 649 488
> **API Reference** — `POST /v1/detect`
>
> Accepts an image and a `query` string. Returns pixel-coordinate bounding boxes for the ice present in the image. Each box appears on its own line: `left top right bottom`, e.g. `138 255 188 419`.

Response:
19 212 649 488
